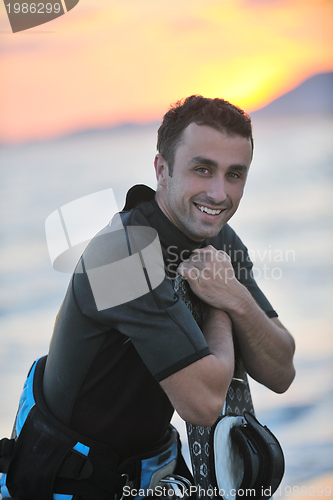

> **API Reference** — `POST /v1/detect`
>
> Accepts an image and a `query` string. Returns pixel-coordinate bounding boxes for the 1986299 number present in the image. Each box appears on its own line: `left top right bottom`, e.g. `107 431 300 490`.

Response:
6 3 61 14
276 485 331 497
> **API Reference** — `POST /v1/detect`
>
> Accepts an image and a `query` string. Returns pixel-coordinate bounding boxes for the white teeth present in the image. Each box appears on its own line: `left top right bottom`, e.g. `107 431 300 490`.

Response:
196 204 222 215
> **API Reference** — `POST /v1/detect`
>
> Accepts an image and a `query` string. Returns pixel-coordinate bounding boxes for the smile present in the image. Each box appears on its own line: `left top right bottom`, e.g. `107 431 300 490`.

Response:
194 203 223 216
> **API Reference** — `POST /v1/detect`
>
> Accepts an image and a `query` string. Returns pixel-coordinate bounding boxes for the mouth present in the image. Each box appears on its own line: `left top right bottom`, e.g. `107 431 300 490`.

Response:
194 203 225 216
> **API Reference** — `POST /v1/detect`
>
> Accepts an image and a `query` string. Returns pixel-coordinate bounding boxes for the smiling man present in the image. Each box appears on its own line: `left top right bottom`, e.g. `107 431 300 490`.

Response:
0 96 295 500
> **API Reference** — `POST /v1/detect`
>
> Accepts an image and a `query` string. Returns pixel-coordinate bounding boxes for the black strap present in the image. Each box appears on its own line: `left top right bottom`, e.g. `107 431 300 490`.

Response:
57 449 93 480
230 425 261 489
0 437 16 473
0 437 15 458
230 412 285 499
33 356 123 499
243 412 285 493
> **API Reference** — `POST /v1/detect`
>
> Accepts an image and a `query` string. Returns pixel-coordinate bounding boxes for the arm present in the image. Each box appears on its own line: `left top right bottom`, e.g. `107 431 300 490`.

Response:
160 307 235 426
178 246 296 394
226 286 295 393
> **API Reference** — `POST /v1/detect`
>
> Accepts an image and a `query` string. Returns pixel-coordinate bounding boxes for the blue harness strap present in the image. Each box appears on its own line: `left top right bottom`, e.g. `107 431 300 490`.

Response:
0 358 92 500
139 438 178 493
0 359 39 499
0 356 183 500
14 358 38 437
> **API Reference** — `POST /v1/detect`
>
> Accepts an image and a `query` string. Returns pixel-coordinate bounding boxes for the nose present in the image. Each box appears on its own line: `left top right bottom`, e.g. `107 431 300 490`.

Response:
206 177 227 204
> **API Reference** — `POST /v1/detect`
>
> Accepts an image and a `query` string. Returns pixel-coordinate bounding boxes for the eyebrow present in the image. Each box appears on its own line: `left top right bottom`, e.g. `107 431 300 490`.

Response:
227 164 249 173
190 156 248 172
190 156 218 168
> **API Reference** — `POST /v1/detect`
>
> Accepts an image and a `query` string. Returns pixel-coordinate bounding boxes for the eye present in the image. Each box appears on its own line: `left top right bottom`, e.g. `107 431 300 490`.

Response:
227 172 241 179
195 167 210 174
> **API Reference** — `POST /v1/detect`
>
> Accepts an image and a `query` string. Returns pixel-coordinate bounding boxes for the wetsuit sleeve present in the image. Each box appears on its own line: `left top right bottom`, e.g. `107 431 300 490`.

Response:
73 227 210 382
208 225 278 318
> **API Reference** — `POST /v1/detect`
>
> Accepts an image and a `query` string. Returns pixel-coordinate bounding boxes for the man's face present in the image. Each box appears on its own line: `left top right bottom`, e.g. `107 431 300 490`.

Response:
155 123 253 242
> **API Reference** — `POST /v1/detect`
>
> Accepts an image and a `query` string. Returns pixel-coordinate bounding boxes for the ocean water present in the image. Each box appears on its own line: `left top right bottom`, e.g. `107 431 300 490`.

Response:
0 114 332 490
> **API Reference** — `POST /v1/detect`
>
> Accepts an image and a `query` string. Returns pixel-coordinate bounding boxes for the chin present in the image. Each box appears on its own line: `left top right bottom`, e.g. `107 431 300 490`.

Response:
188 225 225 241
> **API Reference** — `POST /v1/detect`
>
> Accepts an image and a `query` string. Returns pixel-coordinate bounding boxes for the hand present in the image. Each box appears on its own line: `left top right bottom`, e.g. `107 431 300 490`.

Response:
177 245 241 311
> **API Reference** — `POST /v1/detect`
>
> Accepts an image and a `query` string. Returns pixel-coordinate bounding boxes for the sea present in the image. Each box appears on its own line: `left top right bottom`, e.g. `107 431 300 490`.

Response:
0 113 332 492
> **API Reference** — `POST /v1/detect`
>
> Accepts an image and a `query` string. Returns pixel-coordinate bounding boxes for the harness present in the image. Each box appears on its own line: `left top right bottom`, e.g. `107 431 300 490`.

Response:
0 357 190 500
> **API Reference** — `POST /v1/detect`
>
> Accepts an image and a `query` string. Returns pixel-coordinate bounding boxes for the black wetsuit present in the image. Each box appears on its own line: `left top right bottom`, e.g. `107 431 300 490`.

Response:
42 185 277 462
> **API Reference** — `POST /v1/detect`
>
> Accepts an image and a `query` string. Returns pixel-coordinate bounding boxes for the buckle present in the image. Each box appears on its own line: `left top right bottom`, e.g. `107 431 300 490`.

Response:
160 474 193 498
118 473 130 500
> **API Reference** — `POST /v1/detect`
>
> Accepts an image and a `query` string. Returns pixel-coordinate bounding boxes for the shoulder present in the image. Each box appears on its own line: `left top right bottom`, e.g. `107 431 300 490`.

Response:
82 201 155 270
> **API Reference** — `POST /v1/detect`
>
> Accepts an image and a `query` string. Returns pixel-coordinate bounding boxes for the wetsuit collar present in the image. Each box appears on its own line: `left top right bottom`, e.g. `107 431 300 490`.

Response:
122 184 204 278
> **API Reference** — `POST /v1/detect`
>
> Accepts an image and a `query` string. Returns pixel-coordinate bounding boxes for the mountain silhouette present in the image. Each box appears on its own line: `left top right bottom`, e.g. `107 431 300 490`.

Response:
252 72 333 116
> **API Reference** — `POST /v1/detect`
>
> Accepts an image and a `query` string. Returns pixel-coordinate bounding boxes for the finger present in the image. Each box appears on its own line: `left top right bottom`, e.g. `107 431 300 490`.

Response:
190 248 231 264
190 248 215 263
186 260 212 272
177 263 200 281
217 250 231 262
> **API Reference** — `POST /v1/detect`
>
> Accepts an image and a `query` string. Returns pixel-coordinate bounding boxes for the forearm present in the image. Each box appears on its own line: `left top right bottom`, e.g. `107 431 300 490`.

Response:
201 307 235 391
225 282 295 393
177 246 295 395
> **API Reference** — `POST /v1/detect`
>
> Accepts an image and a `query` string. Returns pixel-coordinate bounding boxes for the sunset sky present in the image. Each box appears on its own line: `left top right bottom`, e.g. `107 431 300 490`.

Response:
0 0 332 144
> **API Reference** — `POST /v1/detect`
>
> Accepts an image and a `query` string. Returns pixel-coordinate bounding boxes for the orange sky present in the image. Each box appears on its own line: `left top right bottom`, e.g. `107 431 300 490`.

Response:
0 0 332 144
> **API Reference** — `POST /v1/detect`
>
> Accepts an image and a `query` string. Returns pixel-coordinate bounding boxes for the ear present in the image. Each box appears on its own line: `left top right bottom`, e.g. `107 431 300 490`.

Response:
154 154 169 187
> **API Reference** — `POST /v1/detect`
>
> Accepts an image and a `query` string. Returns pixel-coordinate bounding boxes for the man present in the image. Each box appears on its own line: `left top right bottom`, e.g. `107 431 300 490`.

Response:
0 96 295 500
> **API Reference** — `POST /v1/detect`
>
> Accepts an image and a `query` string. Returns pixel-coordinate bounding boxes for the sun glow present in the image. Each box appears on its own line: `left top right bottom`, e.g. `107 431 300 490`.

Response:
0 0 332 143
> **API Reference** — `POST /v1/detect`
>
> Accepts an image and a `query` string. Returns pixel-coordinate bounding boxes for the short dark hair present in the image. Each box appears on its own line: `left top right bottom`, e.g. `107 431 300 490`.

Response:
157 95 253 175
